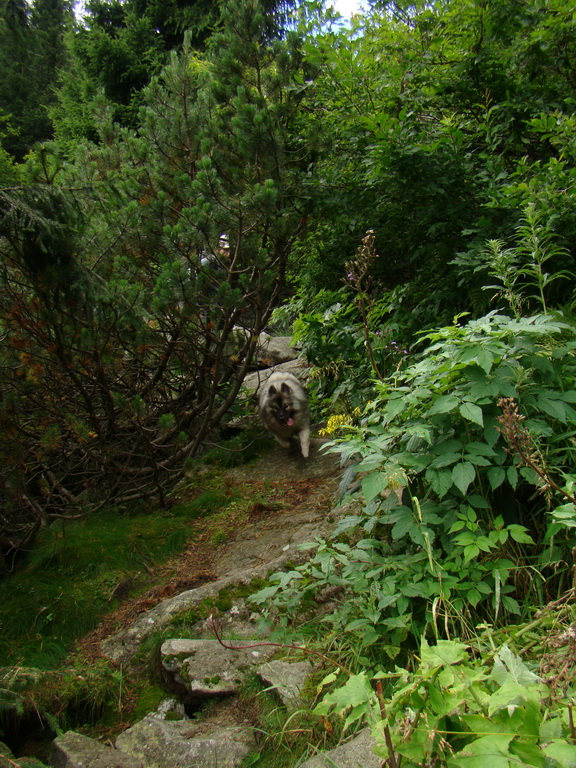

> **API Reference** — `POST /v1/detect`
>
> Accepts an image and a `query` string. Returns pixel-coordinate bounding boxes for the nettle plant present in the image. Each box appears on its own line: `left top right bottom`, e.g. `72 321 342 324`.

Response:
315 637 576 768
251 311 576 656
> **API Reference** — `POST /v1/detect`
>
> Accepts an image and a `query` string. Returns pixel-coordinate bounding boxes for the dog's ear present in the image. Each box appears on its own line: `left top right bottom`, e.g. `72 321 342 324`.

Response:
280 382 292 395
268 385 277 396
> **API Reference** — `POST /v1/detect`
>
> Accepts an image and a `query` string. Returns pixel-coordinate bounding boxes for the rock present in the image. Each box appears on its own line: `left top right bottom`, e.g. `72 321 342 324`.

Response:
115 715 253 768
51 731 143 768
151 698 188 721
256 336 299 366
100 505 340 665
243 359 309 396
299 729 381 768
228 329 298 368
257 659 313 709
299 729 382 768
161 638 275 697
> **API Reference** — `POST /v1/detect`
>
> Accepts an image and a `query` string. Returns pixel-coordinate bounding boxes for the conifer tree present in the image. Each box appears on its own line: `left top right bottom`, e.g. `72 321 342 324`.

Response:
0 0 311 554
0 0 73 157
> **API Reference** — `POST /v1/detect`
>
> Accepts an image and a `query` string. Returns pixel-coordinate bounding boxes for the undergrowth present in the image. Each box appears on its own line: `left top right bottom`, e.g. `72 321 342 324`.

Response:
0 486 235 669
244 218 576 766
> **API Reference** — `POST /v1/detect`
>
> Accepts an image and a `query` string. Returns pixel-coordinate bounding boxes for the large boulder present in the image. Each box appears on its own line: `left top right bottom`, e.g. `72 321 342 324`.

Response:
51 731 143 768
257 659 313 710
115 715 253 768
161 638 275 697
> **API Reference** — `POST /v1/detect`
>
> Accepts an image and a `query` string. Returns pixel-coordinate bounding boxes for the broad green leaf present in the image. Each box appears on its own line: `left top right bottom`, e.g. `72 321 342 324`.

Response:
488 467 506 490
507 466 518 488
476 347 495 374
362 471 388 503
536 394 568 422
509 738 545 768
391 509 416 540
507 524 534 544
464 453 492 466
421 637 468 668
386 396 407 420
428 395 460 415
426 468 454 498
488 679 532 716
429 453 461 468
433 439 464 454
492 645 540 686
542 740 576 767
315 673 375 717
449 733 514 768
467 587 482 607
460 401 484 426
467 493 491 508
452 461 476 495
464 544 480 563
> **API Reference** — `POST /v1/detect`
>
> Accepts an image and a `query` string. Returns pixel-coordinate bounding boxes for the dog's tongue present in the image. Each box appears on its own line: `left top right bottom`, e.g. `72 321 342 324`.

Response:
286 417 295 427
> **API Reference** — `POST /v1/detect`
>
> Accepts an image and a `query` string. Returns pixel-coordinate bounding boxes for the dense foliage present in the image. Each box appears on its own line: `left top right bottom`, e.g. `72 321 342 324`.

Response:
3 0 576 764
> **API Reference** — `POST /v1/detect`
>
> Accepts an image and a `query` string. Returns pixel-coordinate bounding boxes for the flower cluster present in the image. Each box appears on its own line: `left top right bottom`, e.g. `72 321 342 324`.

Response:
318 408 361 436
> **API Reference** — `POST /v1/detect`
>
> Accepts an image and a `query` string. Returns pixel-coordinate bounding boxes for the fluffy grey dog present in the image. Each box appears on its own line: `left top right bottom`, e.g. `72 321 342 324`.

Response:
259 372 310 458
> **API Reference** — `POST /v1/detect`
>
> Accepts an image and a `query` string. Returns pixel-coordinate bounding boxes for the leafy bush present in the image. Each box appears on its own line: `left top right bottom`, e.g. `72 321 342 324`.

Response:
316 636 576 768
252 311 576 659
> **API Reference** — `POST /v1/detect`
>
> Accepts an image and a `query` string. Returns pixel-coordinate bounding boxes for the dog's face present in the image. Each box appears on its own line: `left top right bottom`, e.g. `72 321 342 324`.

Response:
267 382 296 427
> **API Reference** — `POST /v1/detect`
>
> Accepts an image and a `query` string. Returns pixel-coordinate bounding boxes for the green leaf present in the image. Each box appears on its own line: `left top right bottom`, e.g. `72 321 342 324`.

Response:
476 347 495 374
492 645 540 686
362 471 388 503
542 740 576 767
428 395 460 415
315 673 375 718
509 739 545 768
386 397 407 420
507 524 534 544
449 734 514 768
464 544 480 563
426 468 454 498
507 466 518 489
460 401 484 426
452 461 476 495
488 679 533 716
467 587 482 607
488 467 506 490
429 453 461 468
421 637 469 668
536 394 568 422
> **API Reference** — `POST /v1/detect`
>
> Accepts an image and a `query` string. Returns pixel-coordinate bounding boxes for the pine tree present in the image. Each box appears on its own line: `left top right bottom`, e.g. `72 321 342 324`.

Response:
0 0 311 552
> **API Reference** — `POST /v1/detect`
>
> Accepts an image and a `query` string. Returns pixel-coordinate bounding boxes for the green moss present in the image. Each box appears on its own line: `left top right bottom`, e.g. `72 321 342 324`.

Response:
130 683 168 722
168 578 271 632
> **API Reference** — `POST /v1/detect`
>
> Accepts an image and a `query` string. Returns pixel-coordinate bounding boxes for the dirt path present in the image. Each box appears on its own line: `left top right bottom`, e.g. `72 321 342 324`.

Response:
79 437 343 661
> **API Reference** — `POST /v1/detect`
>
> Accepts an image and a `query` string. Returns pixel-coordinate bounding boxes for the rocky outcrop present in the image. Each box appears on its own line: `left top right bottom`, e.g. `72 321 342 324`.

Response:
51 731 143 768
115 716 254 768
257 659 313 710
161 637 276 697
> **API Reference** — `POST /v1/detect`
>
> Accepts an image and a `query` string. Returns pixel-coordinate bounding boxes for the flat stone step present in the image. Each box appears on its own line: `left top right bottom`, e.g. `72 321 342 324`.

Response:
115 715 254 768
